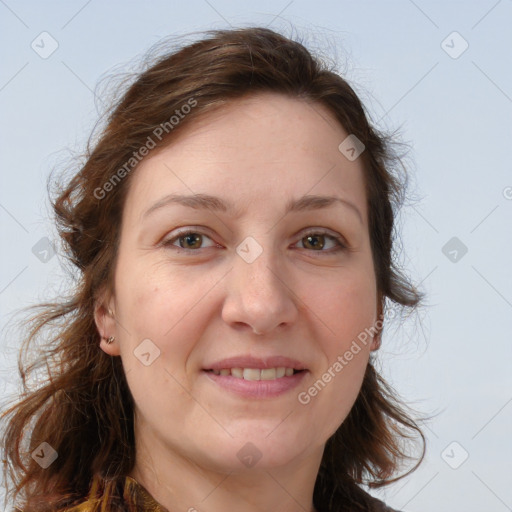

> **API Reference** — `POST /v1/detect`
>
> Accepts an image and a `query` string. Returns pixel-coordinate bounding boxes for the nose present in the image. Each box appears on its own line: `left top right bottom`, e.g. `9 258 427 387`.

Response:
221 244 299 336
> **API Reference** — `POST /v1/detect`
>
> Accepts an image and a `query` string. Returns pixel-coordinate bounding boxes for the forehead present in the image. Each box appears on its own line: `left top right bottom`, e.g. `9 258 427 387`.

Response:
123 93 368 223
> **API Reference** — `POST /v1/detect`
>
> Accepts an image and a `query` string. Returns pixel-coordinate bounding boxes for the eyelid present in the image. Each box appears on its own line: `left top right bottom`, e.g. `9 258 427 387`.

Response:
296 226 345 241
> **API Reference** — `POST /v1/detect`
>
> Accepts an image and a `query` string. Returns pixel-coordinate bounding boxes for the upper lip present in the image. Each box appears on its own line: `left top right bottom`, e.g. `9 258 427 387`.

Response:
205 356 308 371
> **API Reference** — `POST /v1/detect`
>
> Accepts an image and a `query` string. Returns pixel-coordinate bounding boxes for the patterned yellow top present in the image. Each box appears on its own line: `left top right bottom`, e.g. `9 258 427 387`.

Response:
62 475 168 512
12 475 400 511
12 475 168 512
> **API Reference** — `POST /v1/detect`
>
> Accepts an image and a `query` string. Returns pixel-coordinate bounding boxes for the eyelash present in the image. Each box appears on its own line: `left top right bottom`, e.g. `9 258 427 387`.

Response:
161 228 347 255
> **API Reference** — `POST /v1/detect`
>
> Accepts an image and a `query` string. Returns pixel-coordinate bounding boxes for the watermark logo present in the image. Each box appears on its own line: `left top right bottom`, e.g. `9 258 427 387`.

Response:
338 134 365 161
31 32 59 59
237 442 263 468
441 441 469 469
441 31 469 59
31 442 58 469
236 236 263 263
133 338 161 366
32 237 56 263
442 236 468 263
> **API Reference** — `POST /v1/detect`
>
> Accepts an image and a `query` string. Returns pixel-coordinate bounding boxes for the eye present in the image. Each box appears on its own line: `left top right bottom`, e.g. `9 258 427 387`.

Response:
161 227 347 254
295 230 346 253
162 229 217 251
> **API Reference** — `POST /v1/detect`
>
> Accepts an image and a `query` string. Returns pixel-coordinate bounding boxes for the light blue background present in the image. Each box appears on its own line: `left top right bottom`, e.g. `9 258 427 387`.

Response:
1 1 511 511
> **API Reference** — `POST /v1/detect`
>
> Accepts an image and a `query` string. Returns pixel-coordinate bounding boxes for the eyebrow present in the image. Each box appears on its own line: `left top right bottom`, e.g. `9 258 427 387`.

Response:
143 193 363 224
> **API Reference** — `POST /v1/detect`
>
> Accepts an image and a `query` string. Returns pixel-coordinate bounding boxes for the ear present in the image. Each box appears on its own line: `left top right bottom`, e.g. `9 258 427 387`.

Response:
370 294 384 352
94 288 120 356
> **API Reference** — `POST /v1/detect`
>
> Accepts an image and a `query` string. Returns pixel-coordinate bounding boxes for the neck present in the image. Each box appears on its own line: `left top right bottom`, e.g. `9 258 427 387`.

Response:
128 433 321 512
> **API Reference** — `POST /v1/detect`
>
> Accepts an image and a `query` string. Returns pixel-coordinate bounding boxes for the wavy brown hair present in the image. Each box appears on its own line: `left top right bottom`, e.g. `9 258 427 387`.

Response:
1 26 426 512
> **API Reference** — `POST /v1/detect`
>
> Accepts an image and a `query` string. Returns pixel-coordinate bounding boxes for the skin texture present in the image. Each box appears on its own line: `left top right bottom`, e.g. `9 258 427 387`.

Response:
95 93 381 512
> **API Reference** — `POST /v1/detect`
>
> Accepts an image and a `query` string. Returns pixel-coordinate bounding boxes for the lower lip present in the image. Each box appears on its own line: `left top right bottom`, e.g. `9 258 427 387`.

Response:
203 370 308 399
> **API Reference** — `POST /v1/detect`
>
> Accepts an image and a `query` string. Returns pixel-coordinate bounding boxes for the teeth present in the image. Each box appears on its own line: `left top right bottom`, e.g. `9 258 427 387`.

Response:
210 367 299 380
231 367 244 378
243 368 261 381
260 368 276 380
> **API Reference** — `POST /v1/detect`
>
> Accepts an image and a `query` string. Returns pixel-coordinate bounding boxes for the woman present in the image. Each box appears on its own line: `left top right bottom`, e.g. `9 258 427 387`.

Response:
1 27 426 512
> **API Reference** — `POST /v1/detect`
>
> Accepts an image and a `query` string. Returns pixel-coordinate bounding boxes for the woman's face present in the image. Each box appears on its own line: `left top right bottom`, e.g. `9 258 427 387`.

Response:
98 93 381 473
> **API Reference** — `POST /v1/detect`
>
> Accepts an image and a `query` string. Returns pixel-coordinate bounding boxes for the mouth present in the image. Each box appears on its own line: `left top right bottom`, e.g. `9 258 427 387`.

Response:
205 367 305 380
202 356 308 398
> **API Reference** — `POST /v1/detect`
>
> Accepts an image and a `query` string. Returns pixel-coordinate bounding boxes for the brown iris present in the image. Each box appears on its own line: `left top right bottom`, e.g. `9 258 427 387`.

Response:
302 234 325 250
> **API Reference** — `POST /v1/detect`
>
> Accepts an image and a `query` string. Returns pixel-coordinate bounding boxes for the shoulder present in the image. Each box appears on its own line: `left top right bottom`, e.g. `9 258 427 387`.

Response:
12 502 98 512
364 492 404 512
12 475 167 512
66 475 167 512
58 503 97 512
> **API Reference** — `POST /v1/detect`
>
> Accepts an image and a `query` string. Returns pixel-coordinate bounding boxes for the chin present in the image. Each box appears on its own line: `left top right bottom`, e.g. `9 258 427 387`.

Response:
194 428 318 473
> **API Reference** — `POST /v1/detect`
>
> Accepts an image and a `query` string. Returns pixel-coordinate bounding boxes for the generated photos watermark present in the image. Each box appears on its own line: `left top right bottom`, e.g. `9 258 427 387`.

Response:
297 314 386 405
94 97 197 200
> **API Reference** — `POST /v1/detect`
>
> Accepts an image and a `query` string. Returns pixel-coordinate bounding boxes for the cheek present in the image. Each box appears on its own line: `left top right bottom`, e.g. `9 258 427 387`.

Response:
113 255 218 374
305 266 378 352
113 255 176 347
116 252 184 327
113 259 205 423
297 267 376 427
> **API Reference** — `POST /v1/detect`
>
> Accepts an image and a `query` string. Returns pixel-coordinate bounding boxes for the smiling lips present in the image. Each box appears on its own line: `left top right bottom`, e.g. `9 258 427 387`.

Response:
209 367 297 380
204 356 308 398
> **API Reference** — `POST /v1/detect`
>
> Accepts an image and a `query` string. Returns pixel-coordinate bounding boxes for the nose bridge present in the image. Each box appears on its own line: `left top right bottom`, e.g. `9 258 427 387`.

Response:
222 235 298 333
236 237 283 302
241 243 278 290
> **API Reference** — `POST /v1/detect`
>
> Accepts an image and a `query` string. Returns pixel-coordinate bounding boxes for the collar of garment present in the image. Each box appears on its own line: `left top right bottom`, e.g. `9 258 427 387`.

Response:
61 474 168 512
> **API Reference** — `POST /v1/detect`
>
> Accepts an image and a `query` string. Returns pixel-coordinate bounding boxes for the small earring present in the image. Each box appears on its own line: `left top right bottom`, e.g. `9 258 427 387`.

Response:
106 336 115 344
